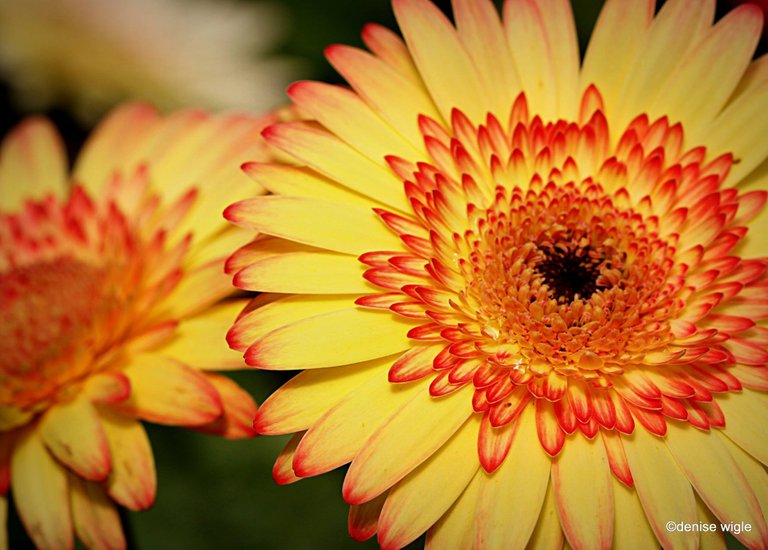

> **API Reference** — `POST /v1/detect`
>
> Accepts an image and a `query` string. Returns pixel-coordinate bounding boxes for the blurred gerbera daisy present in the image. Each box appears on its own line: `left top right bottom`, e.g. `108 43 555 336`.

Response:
0 0 294 122
0 104 272 549
226 0 768 548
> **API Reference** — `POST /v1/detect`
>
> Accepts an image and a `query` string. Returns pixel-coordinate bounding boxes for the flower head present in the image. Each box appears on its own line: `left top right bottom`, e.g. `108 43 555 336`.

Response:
1 104 272 549
228 0 768 548
0 0 294 121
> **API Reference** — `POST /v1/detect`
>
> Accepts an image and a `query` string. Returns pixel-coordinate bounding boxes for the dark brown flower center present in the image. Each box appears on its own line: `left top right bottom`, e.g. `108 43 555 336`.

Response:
535 241 605 304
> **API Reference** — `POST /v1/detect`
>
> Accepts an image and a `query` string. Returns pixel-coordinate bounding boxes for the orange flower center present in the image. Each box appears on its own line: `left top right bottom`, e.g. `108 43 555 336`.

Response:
0 179 184 412
358 88 765 456
466 180 679 375
0 257 125 407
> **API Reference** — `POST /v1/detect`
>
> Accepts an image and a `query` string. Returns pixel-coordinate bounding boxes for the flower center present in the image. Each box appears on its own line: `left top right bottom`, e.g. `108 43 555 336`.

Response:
535 239 604 304
0 256 126 407
359 88 760 452
462 179 677 373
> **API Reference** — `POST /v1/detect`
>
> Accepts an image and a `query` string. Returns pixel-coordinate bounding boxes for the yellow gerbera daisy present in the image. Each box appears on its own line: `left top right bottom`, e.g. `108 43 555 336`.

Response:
0 104 272 549
227 0 768 548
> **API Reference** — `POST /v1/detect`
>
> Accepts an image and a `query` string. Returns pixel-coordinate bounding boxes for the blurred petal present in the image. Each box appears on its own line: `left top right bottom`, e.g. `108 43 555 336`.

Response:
69 475 125 550
101 411 155 511
0 118 67 209
11 427 72 549
39 397 111 481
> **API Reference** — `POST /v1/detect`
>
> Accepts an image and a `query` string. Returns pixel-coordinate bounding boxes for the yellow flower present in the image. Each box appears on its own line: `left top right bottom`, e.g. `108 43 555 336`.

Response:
0 104 272 549
227 0 768 548
0 0 294 122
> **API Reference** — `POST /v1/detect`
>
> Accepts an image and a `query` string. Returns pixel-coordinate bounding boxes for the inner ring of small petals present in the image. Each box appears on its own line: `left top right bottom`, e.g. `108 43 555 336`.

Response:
467 180 678 374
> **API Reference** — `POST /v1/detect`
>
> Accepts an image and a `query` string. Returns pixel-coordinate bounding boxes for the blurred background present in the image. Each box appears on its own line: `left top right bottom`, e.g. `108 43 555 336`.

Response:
1 0 764 548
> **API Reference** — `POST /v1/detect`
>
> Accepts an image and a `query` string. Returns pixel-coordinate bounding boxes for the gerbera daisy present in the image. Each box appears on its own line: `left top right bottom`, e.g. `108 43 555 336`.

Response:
227 0 768 548
1 103 272 549
0 0 294 122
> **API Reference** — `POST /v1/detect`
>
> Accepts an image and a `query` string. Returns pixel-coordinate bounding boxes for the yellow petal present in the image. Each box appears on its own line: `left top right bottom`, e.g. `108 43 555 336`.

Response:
157 116 270 242
348 492 387 542
247 307 414 370
160 260 233 320
255 357 392 435
272 432 304 485
0 494 7 550
703 86 768 185
227 294 355 352
234 250 371 295
611 476 658 549
145 113 270 204
263 122 409 212
39 397 111 481
294 370 428 477
0 406 33 431
622 426 697 549
111 108 207 179
665 421 768 548
504 0 579 119
613 0 715 131
343 384 473 505
730 54 768 106
535 0 580 119
227 237 327 275
718 431 768 526
82 372 131 405
157 300 247 370
716 389 768 465
289 81 424 164
326 44 442 147
101 411 156 511
11 427 72 549
362 22 421 83
696 495 727 550
655 3 762 141
527 480 565 550
242 163 379 208
502 0 560 120
172 174 258 245
195 373 258 439
453 0 520 117
378 415 480 549
475 405 552 548
552 431 614 549
225 195 402 256
120 354 222 425
425 471 481 550
69 475 125 550
581 0 654 120
74 103 159 193
185 227 253 272
393 0 487 123
0 117 67 210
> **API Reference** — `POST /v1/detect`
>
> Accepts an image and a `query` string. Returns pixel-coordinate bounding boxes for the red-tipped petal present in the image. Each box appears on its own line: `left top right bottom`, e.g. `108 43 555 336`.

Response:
272 432 304 485
536 399 566 456
601 430 633 487
349 492 387 541
478 413 519 473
